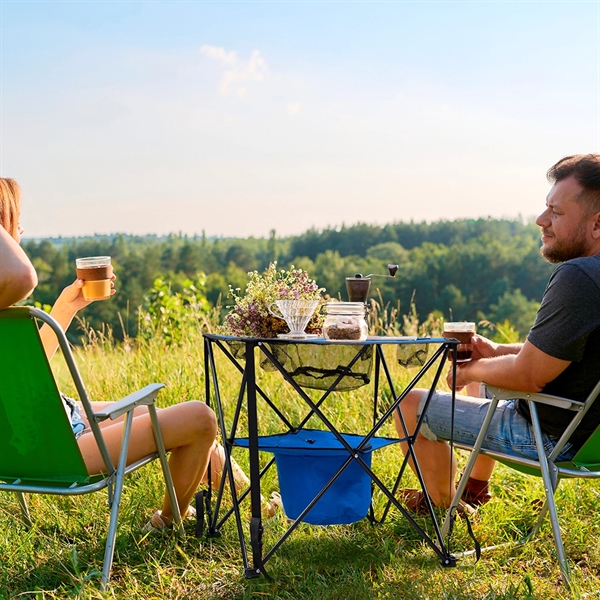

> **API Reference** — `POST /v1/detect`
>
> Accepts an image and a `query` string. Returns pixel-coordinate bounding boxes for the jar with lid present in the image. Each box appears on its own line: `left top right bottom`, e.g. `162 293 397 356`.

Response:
322 302 368 342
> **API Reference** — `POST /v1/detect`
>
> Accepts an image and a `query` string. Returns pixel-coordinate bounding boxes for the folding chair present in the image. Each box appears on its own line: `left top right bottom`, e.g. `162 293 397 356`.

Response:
0 306 183 589
443 378 600 586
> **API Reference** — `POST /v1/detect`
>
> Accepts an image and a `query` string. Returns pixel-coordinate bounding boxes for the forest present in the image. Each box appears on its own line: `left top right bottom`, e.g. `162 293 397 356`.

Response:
21 217 554 342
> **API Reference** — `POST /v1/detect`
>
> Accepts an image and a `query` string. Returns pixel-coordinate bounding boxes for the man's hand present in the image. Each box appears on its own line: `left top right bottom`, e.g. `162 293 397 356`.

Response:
470 335 498 360
471 334 523 360
446 360 475 391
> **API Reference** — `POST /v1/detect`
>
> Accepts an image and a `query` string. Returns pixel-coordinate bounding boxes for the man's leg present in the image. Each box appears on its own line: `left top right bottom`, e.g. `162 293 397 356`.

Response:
394 389 457 507
394 387 496 509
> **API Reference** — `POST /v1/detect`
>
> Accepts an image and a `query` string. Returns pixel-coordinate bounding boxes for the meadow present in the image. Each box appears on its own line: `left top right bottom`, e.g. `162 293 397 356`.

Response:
1 316 599 600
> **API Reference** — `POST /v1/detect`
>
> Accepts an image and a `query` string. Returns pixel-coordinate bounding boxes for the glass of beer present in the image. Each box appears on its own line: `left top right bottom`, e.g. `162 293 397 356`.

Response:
443 322 476 363
76 256 112 301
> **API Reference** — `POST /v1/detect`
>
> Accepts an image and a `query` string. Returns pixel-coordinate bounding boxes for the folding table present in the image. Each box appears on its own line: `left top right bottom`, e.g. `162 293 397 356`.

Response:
201 334 459 578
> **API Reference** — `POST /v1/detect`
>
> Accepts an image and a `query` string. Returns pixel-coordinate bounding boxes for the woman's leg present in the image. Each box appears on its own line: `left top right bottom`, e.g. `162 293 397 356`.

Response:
77 401 217 522
203 441 281 517
81 401 149 431
202 441 250 491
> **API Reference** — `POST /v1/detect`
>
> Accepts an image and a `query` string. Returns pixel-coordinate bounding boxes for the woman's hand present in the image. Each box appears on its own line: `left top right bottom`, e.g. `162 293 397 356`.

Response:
40 273 116 360
55 273 116 315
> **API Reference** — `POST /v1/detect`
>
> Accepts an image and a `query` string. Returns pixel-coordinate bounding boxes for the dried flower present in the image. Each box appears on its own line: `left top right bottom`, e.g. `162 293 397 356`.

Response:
222 262 325 338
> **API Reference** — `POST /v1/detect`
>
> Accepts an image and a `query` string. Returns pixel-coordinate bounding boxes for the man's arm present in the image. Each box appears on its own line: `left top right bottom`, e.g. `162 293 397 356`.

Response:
0 226 37 309
453 339 571 393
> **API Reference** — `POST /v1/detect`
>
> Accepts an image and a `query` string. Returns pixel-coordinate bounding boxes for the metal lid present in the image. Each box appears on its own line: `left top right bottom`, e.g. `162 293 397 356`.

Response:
324 302 367 314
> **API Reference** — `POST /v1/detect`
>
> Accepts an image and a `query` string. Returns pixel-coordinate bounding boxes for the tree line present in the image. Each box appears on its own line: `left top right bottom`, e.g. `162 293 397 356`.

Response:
21 217 553 342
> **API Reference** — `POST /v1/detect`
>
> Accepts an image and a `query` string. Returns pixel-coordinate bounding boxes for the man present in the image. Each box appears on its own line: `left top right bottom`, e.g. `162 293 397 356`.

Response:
394 154 600 513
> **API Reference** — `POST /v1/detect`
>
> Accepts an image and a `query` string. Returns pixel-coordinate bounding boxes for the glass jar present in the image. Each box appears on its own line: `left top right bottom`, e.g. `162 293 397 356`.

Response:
322 302 368 342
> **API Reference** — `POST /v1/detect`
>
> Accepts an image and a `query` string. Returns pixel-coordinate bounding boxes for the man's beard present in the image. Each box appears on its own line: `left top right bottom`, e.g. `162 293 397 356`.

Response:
540 222 590 263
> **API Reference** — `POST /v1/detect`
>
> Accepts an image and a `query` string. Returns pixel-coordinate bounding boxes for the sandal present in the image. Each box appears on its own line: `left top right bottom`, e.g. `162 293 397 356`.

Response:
141 506 196 535
398 488 476 517
262 491 282 518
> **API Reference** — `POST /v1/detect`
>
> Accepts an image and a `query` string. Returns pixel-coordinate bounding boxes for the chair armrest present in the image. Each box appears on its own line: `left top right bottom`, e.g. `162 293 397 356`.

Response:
484 384 585 411
93 383 166 422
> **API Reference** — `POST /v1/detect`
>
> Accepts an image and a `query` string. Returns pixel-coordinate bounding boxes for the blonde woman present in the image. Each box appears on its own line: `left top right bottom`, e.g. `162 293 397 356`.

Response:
0 178 218 531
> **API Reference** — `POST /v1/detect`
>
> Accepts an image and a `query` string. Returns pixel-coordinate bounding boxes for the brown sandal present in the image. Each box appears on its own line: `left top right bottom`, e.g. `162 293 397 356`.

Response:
398 488 476 517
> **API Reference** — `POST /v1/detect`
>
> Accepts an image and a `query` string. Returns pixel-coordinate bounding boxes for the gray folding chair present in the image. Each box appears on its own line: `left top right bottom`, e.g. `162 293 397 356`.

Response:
0 306 183 589
442 378 600 585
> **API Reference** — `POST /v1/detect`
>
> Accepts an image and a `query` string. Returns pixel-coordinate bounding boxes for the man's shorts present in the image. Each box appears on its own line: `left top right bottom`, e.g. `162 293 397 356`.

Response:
416 390 576 463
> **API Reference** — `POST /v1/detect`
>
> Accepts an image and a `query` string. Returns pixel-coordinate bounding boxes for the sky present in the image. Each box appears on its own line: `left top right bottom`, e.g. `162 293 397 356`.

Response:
0 0 599 239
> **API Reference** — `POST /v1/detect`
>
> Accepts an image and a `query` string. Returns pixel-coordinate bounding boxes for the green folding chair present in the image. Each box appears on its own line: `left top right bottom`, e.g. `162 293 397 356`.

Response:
0 306 183 589
443 378 600 586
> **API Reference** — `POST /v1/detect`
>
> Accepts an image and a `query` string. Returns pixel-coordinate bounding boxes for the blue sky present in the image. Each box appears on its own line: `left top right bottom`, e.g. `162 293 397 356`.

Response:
1 1 598 238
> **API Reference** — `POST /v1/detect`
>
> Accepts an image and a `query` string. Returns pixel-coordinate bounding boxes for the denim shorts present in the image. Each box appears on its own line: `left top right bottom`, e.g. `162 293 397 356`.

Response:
61 393 87 439
416 391 576 463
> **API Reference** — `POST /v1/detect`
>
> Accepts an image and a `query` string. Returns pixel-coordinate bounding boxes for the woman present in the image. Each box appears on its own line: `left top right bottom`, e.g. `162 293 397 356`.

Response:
0 177 223 531
1 178 280 527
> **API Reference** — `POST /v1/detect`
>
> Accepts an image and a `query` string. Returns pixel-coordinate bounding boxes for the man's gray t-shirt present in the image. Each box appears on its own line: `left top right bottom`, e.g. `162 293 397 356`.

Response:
518 254 600 447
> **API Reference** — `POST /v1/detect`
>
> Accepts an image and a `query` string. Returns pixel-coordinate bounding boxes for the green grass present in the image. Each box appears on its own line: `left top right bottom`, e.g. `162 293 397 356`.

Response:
1 330 599 599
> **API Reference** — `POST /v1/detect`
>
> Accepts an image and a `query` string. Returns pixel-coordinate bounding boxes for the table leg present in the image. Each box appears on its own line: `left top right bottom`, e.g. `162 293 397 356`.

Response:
245 341 269 579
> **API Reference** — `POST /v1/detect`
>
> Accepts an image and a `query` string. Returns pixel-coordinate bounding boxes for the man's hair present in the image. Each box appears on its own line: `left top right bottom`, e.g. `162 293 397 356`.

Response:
547 154 600 216
0 178 22 239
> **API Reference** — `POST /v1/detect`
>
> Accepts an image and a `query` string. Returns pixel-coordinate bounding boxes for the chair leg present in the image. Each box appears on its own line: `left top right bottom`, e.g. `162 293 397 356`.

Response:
16 492 32 529
523 494 551 543
529 404 570 586
148 404 184 537
541 473 570 584
100 411 135 590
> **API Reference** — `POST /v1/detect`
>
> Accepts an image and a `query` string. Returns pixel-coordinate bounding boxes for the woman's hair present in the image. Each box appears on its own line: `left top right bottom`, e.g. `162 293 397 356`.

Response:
0 178 22 239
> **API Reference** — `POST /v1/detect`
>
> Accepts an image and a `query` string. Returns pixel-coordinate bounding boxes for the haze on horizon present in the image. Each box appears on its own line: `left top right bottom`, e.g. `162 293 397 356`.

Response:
1 1 598 240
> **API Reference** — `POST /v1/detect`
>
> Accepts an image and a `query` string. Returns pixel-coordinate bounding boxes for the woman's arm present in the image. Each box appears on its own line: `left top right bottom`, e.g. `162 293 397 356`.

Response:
39 280 93 359
0 225 38 309
40 274 115 360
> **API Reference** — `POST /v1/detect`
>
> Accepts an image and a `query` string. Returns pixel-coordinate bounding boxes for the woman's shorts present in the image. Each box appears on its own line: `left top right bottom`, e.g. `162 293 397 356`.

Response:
61 393 87 439
416 390 576 463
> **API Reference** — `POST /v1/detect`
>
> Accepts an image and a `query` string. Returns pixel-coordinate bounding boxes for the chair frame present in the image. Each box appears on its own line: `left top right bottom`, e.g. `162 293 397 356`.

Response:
442 378 600 586
0 306 183 589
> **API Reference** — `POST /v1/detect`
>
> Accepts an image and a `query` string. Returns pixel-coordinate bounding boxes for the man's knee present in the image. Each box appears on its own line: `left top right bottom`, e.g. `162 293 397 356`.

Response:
394 389 425 433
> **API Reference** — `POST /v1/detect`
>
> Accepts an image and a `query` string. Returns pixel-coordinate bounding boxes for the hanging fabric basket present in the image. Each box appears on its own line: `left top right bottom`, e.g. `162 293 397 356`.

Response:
235 429 398 525
225 340 374 391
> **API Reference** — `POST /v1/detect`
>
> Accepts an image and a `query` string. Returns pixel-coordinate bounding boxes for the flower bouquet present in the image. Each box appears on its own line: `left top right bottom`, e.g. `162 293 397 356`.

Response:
223 263 325 338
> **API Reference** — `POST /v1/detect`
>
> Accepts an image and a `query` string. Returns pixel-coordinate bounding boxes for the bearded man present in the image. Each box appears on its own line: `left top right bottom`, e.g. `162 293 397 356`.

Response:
394 154 600 513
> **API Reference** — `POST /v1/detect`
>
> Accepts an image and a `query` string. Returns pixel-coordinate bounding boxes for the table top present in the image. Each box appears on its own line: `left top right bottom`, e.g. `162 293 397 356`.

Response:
203 333 454 345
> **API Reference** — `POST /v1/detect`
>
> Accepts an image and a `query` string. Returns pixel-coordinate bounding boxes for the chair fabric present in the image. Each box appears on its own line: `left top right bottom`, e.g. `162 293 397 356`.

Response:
443 378 600 585
0 306 183 589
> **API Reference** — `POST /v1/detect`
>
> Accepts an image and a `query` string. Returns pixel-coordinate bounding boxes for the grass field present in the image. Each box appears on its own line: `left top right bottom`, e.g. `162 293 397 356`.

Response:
1 326 599 599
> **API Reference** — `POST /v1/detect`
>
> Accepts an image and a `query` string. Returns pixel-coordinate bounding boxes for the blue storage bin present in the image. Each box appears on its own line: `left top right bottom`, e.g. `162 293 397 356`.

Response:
235 429 397 525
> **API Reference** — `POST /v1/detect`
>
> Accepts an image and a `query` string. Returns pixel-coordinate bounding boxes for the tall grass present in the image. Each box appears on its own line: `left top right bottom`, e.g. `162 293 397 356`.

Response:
1 307 599 599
